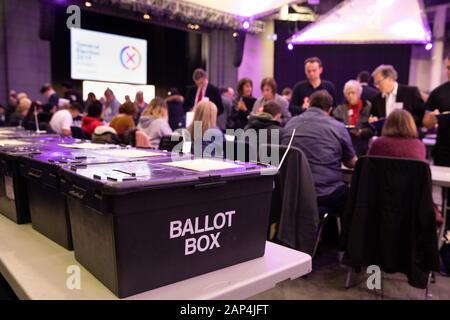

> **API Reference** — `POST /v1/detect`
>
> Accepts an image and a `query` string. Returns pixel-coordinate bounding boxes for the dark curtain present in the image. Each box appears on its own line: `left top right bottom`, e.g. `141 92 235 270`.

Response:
274 21 412 104
51 5 203 98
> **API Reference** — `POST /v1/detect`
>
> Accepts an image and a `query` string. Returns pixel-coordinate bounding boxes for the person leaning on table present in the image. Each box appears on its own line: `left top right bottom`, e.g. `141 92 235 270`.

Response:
281 90 357 216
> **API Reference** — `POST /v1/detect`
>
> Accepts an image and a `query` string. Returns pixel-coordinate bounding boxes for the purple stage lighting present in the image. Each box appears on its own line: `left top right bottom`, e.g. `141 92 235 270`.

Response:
425 42 433 51
242 20 250 30
287 43 294 51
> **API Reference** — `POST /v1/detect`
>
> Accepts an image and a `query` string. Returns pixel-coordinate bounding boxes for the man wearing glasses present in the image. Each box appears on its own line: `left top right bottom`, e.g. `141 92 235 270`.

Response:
423 54 450 167
369 64 425 131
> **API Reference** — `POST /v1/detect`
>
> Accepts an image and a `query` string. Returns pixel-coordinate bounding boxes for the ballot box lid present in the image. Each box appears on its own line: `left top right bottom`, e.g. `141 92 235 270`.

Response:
0 136 76 156
0 130 59 139
60 158 277 196
23 146 175 167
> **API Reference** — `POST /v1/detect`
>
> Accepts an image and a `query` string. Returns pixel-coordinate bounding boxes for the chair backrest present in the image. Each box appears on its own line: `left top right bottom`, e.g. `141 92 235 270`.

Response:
159 134 183 152
70 126 85 139
167 101 186 131
342 156 439 288
122 128 137 147
260 143 319 255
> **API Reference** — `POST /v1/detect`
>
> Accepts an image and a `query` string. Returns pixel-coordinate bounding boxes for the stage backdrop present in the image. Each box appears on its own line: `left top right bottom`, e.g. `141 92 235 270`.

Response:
51 5 203 98
274 21 412 104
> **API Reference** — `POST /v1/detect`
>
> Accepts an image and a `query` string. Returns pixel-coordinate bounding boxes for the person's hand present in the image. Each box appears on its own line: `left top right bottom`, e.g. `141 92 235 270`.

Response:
350 129 362 137
368 116 379 123
237 100 247 112
432 109 440 116
423 111 438 129
302 97 310 110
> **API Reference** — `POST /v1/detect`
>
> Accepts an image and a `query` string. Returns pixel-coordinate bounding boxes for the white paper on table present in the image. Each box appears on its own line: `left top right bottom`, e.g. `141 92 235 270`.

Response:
95 149 166 158
182 141 192 154
0 129 18 134
160 159 243 172
0 139 30 146
58 143 115 149
5 176 15 200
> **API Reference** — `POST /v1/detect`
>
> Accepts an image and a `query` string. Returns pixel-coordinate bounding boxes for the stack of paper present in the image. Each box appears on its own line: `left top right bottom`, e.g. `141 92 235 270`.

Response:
0 139 30 146
160 159 242 172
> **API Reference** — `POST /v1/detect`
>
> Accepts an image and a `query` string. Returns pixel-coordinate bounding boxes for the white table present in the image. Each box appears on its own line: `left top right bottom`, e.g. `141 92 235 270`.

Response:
423 138 437 147
0 215 311 300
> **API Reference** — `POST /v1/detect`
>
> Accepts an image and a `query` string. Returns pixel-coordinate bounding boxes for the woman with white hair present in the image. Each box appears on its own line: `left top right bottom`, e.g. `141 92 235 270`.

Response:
333 80 372 155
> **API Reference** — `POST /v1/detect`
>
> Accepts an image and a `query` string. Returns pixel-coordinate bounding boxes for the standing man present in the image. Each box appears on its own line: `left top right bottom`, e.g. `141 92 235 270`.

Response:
289 57 337 116
103 88 121 123
134 90 148 123
370 65 425 129
423 54 450 166
357 70 379 102
183 68 224 115
40 83 60 109
62 81 84 110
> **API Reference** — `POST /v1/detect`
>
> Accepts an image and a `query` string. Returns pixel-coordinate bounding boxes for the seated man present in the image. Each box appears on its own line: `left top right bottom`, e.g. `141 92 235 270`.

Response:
281 90 357 215
49 103 82 136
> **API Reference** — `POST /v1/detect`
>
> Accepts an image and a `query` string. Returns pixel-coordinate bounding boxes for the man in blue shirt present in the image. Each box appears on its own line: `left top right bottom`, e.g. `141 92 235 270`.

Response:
289 57 337 116
281 90 357 214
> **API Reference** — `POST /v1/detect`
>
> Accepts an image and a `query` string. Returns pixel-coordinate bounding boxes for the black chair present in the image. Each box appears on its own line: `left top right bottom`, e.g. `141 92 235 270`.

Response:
167 101 186 131
260 144 319 256
341 156 439 299
122 128 137 147
159 134 183 152
70 126 85 139
312 206 342 258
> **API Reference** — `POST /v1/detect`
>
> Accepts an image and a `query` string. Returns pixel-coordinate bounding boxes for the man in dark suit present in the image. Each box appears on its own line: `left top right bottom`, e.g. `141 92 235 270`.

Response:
40 83 60 109
370 65 425 130
183 68 224 116
357 70 379 102
62 81 84 112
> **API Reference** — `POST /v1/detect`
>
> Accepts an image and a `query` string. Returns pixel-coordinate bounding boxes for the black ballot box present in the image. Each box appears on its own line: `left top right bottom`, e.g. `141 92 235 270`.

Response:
20 144 176 250
0 135 76 224
59 158 276 298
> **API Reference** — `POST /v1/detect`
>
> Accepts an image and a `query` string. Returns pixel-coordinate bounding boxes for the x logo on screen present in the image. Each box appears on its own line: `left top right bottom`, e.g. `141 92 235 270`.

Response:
120 46 142 70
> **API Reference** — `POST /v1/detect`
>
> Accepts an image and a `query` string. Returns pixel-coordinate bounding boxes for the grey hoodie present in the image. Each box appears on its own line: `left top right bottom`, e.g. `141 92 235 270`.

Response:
137 115 173 148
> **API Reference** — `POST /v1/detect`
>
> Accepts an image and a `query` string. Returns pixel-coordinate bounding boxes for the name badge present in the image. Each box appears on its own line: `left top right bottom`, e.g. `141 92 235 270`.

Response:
348 109 354 116
393 102 404 110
